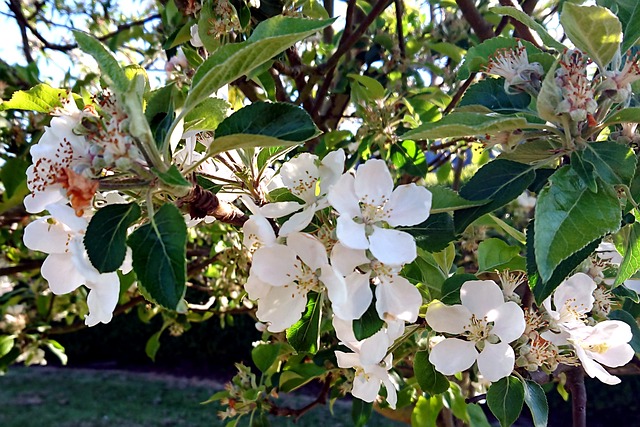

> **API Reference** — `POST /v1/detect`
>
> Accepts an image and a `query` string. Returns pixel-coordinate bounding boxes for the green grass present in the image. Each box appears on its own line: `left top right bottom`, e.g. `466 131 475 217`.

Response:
0 367 406 427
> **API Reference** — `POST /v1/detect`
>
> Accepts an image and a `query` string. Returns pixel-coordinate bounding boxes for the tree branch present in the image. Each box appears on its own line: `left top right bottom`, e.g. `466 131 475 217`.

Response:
455 0 495 41
269 374 332 421
8 0 35 63
565 366 587 427
498 0 541 48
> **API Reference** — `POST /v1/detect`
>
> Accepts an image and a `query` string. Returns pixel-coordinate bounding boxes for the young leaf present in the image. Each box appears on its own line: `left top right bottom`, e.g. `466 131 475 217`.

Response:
73 30 129 94
252 343 282 373
411 395 444 427
183 97 229 133
414 350 450 395
0 84 68 113
560 4 622 69
85 203 141 273
490 6 566 51
401 112 528 141
534 167 621 283
615 221 640 286
536 59 563 124
523 380 548 427
186 16 334 114
453 159 535 233
486 376 525 427
286 292 322 353
127 204 187 310
153 164 192 188
477 238 526 273
603 107 640 125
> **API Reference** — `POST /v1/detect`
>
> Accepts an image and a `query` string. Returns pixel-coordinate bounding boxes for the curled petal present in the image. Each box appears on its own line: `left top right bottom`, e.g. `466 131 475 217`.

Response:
369 227 416 265
336 215 369 250
251 245 298 286
376 275 421 323
574 345 621 385
477 342 515 382
429 338 478 375
260 201 302 218
333 317 359 351
41 254 84 295
335 351 360 369
319 149 345 194
489 301 526 343
425 301 471 334
460 280 505 317
354 159 394 207
84 274 119 326
47 203 88 232
384 184 432 227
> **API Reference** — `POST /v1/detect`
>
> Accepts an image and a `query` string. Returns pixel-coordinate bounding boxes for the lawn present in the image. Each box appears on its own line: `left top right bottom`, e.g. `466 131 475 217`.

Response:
0 367 406 427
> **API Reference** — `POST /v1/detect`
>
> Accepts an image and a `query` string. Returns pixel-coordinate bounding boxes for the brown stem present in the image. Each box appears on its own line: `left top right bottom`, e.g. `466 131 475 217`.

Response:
180 184 249 227
498 0 541 47
269 374 332 421
455 0 495 41
7 0 35 63
395 0 407 92
565 366 587 427
0 260 44 276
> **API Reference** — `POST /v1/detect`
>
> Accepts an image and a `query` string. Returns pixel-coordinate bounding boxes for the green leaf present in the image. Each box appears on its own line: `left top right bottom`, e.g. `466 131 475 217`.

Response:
353 294 385 340
458 78 531 114
278 362 326 392
457 38 543 80
615 221 640 286
428 186 489 214
441 274 477 305
612 284 640 303
477 238 526 273
403 213 458 253
85 203 141 273
352 398 373 427
527 223 602 304
390 140 428 177
498 140 558 165
348 74 385 100
534 166 621 283
486 376 525 427
570 151 598 192
483 214 527 244
603 107 640 125
490 7 566 51
454 159 535 233
0 336 14 359
145 321 170 362
286 292 322 353
184 97 229 133
414 350 450 395
411 395 444 427
73 30 129 94
0 83 68 113
0 157 29 199
599 0 640 51
127 204 187 310
187 16 334 113
536 59 563 123
580 142 637 187
609 309 640 352
401 113 528 141
523 380 548 427
153 164 192 188
252 343 282 373
560 4 622 68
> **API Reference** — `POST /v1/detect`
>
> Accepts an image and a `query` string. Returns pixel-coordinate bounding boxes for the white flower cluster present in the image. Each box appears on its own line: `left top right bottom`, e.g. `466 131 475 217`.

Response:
242 151 432 407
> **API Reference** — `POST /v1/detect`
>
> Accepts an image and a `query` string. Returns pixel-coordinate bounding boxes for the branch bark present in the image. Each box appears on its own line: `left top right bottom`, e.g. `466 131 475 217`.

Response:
565 366 587 427
455 0 495 41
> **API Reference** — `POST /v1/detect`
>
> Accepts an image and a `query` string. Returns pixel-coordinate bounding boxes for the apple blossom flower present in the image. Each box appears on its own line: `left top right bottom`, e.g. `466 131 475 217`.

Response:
190 24 204 47
260 150 345 236
601 53 640 103
327 159 432 265
542 273 596 337
426 280 526 382
22 203 129 326
483 41 544 94
555 50 597 123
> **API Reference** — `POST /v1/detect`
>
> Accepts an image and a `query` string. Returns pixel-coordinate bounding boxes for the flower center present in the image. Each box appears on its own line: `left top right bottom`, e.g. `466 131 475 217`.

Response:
464 314 493 343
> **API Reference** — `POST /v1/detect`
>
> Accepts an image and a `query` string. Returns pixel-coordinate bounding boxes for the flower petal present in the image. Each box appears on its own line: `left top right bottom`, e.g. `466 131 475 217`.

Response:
460 280 505 317
251 245 298 286
477 342 515 382
278 206 317 236
490 301 526 343
319 149 345 194
336 215 369 250
336 351 360 369
328 173 360 218
553 272 596 317
352 371 383 403
286 232 327 270
245 274 272 300
243 215 276 251
41 253 84 294
425 301 471 334
360 330 390 366
354 159 394 207
429 338 478 375
257 285 308 332
323 267 372 321
330 243 370 276
23 186 65 214
84 274 120 326
260 201 302 218
375 275 421 323
384 184 432 227
280 153 319 203
574 345 621 385
369 227 416 265
23 217 72 254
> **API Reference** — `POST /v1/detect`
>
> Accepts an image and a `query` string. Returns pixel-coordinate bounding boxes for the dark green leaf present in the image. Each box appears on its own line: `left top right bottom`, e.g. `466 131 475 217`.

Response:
534 167 621 283
612 285 640 303
454 159 535 233
352 398 373 427
604 107 640 125
440 274 477 305
286 292 322 353
570 151 598 192
477 238 525 273
499 140 558 165
153 164 191 188
428 186 489 213
0 157 29 199
523 380 548 427
609 309 640 352
278 362 326 392
252 343 282 373
127 204 187 310
0 83 68 113
414 350 450 395
581 142 637 188
402 213 458 253
353 294 385 341
85 203 141 273
458 78 531 114
487 376 525 427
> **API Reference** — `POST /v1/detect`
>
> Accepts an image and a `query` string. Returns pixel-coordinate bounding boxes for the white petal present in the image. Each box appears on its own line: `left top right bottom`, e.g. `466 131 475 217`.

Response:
354 159 394 207
574 345 621 385
360 330 390 366
84 274 120 326
352 372 382 403
477 342 515 382
278 206 317 236
376 275 421 323
23 217 71 254
429 338 478 375
23 186 65 214
589 343 635 369
257 285 308 332
336 215 369 250
260 201 302 218
243 215 277 250
120 247 133 274
321 265 348 307
333 317 359 350
41 254 84 294
251 245 299 286
280 153 319 203
554 273 596 316
323 267 372 321
490 301 526 343
426 301 471 334
318 149 345 194
47 203 88 232
330 243 370 276
336 351 360 369
460 280 505 317
245 274 272 300
386 318 406 342
287 232 327 270
369 227 416 265
381 375 398 409
327 173 360 218
384 184 432 227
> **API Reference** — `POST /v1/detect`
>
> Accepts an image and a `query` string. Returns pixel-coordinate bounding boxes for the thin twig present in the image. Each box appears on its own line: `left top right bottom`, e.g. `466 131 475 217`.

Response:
565 366 587 427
